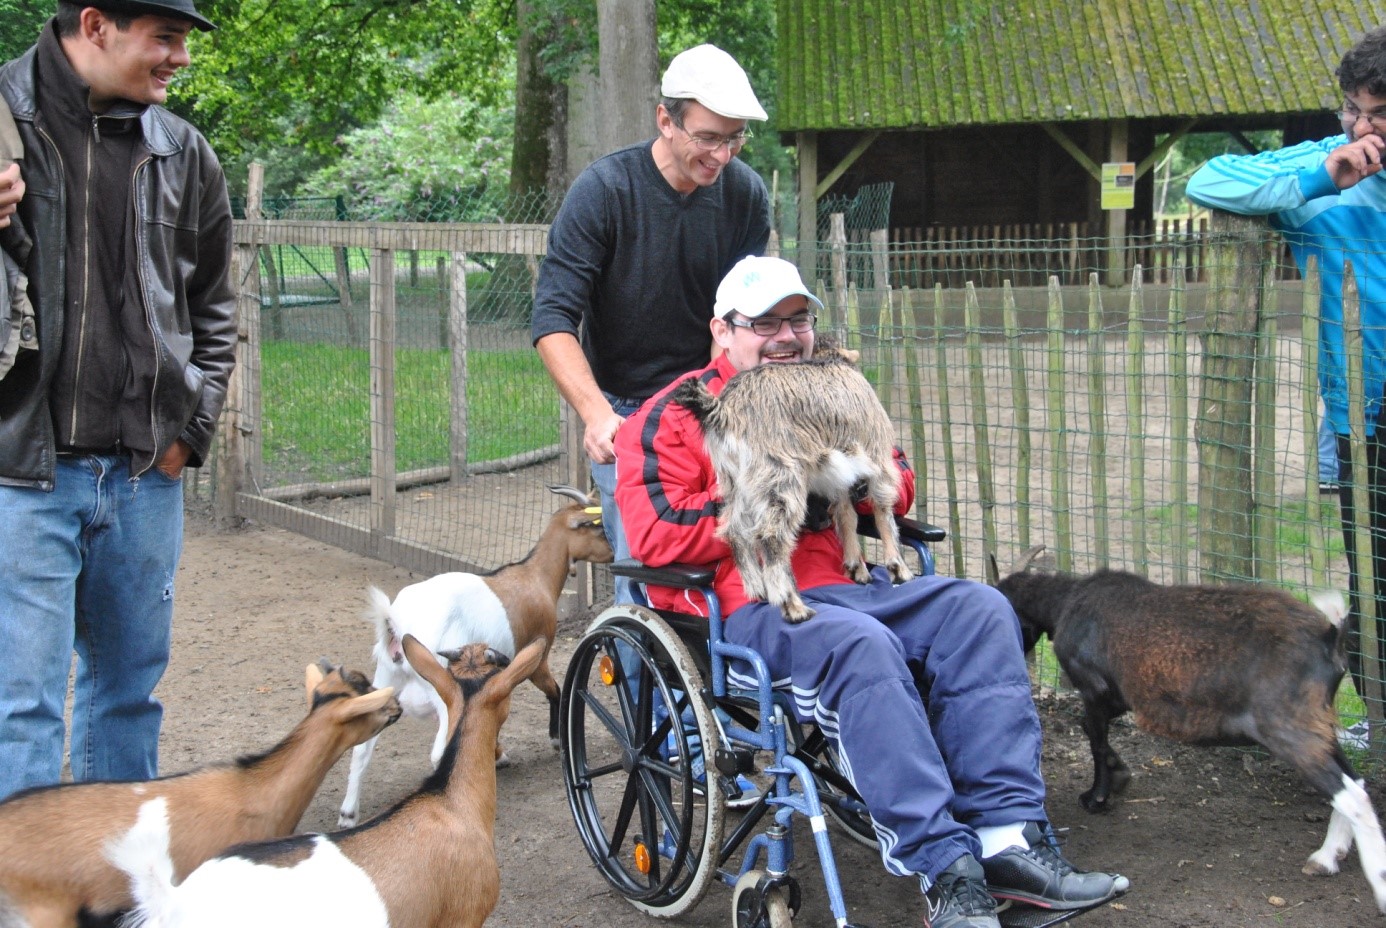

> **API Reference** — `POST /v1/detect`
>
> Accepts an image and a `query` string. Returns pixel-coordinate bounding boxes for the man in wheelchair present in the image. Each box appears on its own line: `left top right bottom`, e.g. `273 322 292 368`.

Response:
613 256 1129 928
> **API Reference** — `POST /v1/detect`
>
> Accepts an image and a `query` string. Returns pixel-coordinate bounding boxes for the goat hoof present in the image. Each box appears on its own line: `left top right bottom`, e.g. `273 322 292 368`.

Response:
549 737 561 751
845 561 871 584
1079 791 1110 813
887 560 911 584
338 812 358 828
1302 854 1340 877
495 752 512 769
783 604 816 624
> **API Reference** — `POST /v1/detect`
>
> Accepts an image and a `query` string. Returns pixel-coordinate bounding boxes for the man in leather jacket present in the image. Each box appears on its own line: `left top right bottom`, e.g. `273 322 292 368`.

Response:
0 0 234 800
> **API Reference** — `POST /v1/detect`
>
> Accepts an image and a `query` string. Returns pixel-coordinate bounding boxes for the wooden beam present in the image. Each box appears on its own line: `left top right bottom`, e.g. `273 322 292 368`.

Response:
1040 122 1100 179
1136 118 1199 176
814 130 882 199
797 130 819 285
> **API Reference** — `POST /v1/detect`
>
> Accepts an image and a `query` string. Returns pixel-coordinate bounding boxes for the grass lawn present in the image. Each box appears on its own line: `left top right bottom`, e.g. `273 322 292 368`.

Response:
260 340 558 481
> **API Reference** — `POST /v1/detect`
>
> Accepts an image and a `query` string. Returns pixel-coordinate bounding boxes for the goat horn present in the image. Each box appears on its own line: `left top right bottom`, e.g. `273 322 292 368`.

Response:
1008 544 1048 576
547 484 593 505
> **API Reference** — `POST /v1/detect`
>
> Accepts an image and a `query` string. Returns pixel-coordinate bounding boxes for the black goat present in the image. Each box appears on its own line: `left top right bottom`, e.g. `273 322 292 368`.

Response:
995 546 1386 914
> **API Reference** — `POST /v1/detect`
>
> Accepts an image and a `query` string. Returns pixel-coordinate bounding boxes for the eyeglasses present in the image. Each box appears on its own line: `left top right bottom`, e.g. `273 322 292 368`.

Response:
726 312 816 336
1337 103 1386 133
675 123 752 153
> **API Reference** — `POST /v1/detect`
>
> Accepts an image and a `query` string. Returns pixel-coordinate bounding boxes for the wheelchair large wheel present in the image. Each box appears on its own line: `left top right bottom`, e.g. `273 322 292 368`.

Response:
561 605 725 917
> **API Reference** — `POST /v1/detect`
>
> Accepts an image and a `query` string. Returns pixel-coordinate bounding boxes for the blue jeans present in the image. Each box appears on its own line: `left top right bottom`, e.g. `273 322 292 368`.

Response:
592 392 647 607
0 454 184 800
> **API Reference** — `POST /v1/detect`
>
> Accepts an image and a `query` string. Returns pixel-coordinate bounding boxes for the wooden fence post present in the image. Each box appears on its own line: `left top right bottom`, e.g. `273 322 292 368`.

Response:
1196 211 1273 583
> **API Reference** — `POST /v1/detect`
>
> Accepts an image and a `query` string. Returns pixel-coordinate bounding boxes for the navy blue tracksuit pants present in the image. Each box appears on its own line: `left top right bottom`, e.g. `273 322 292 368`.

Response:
723 568 1046 890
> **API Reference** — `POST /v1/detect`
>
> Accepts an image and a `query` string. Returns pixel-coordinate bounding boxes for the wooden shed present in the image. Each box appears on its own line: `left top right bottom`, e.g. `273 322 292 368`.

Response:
775 0 1374 278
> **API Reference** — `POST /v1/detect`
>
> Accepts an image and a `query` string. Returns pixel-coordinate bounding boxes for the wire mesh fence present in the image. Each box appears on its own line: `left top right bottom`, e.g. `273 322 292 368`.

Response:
197 205 1383 756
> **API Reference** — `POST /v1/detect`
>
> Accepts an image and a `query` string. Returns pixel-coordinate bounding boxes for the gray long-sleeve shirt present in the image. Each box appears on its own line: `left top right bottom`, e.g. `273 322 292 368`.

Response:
531 140 770 400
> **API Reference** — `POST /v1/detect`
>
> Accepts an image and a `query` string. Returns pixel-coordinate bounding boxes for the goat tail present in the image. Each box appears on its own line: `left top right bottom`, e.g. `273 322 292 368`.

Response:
105 797 176 928
668 376 717 423
1310 589 1350 629
364 586 402 662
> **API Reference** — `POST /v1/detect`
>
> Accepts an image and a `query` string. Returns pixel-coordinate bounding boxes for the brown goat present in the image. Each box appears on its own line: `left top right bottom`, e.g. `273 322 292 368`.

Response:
670 355 909 623
995 545 1386 914
111 636 545 928
0 663 399 928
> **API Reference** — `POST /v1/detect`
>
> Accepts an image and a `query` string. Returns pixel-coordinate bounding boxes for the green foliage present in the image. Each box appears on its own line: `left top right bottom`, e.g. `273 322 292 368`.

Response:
0 0 47 63
181 0 516 166
298 89 515 222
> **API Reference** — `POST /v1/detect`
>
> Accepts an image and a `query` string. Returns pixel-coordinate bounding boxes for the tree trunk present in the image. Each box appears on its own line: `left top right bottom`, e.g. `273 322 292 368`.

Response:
510 0 568 216
597 0 658 149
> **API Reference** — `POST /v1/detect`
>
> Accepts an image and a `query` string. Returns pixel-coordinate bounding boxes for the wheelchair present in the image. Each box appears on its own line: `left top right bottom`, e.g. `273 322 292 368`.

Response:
559 517 1106 928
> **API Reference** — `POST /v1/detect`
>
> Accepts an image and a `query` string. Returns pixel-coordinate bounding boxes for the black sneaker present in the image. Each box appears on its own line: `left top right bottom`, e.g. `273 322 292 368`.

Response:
981 821 1129 910
924 854 1000 928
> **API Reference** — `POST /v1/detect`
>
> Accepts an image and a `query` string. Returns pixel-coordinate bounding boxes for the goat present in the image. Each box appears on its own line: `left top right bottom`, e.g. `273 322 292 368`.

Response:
995 545 1386 914
670 354 909 623
0 662 399 928
337 483 610 827
109 635 546 928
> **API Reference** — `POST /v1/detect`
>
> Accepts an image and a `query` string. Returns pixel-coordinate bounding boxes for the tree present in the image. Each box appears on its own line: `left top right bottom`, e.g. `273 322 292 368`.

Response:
0 0 47 63
183 0 516 170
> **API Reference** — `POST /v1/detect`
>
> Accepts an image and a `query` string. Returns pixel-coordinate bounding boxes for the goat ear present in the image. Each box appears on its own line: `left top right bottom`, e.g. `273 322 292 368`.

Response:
342 686 396 718
401 633 454 697
497 637 547 690
305 663 325 705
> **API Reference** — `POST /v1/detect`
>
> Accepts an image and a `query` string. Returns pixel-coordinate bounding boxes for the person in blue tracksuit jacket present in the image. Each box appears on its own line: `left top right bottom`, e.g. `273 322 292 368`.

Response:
1187 25 1386 707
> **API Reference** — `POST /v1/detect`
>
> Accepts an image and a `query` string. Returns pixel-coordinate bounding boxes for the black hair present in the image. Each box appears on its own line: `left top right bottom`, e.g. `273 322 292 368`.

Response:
1338 26 1386 97
55 0 136 36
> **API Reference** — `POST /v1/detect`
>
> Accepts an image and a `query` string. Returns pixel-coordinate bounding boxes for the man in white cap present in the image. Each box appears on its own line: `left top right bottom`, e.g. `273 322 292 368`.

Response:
531 43 771 608
616 255 1130 928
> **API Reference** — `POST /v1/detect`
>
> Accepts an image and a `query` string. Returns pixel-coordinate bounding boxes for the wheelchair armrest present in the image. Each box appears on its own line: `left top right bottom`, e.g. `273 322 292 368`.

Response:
857 514 947 544
608 557 716 590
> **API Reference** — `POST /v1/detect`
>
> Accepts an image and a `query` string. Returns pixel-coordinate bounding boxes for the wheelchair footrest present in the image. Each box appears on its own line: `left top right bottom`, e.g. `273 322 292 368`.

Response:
996 896 1114 928
715 746 757 777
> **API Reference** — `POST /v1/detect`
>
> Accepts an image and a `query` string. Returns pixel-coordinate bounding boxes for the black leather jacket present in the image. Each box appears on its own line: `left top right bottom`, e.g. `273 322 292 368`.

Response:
0 43 236 489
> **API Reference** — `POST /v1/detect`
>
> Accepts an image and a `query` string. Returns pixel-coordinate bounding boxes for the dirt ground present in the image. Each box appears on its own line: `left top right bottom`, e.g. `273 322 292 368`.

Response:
162 518 1382 928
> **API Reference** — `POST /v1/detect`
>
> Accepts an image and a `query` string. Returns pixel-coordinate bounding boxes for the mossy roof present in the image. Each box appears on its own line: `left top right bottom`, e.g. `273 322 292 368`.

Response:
775 0 1377 131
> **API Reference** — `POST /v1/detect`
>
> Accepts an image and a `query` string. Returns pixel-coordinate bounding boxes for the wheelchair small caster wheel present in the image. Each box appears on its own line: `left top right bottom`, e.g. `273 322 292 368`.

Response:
732 870 795 928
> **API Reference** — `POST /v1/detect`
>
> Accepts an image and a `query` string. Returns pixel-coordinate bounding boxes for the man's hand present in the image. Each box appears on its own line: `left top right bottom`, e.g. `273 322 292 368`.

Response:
0 162 24 230
156 438 192 479
584 409 624 465
1326 134 1386 190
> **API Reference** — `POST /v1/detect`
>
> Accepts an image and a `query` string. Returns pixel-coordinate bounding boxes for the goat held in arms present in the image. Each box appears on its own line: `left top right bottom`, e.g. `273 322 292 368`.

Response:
670 354 909 624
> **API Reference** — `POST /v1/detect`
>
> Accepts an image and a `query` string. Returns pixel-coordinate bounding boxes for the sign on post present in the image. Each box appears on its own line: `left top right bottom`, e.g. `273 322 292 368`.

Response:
1101 162 1136 210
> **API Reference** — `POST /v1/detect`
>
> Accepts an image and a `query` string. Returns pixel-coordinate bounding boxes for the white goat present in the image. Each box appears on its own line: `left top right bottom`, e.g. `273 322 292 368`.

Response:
670 354 910 623
109 635 545 928
0 662 399 928
337 483 610 826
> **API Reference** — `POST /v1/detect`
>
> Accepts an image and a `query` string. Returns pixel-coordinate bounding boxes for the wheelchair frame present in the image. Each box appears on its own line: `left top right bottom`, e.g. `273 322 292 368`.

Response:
559 517 1100 928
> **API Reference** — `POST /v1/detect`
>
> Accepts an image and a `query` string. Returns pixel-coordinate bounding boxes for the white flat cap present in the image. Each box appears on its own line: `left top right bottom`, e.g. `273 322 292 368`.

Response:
661 44 768 121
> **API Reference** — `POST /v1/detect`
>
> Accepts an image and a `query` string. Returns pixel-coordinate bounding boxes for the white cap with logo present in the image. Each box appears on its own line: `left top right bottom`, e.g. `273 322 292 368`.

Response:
714 256 824 320
661 44 768 121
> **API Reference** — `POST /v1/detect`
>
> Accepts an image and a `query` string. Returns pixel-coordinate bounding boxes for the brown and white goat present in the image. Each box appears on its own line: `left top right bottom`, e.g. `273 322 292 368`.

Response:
995 545 1386 914
337 484 609 827
110 635 545 928
670 355 909 623
0 663 399 928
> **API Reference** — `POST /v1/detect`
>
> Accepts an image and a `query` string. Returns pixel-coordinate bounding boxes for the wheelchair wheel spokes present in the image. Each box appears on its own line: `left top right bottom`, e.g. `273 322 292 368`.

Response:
560 606 725 917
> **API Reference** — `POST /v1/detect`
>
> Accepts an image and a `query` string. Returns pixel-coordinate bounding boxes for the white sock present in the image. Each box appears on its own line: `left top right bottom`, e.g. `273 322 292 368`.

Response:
976 822 1029 859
